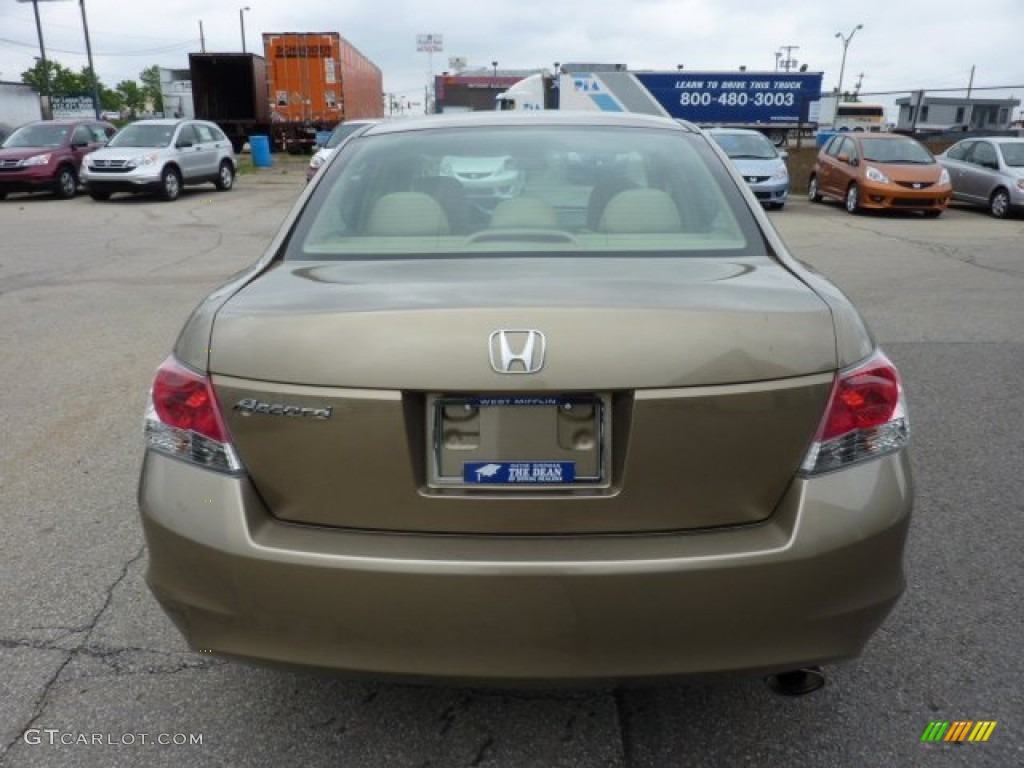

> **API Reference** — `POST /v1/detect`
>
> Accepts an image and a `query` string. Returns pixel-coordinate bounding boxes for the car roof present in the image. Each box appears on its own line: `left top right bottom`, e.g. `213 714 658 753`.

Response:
127 118 186 125
848 133 916 140
22 118 106 126
706 127 764 136
363 111 696 138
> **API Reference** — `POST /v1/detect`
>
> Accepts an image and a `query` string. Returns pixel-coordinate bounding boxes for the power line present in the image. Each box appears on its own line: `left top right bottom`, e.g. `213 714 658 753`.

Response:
0 35 197 57
859 84 1024 97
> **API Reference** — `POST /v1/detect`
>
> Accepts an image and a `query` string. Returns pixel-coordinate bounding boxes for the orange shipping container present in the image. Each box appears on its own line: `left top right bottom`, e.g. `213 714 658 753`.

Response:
263 32 384 124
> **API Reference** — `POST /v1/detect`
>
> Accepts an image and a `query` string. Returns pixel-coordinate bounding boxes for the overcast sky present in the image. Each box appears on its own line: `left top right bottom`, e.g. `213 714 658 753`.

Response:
2 0 1022 117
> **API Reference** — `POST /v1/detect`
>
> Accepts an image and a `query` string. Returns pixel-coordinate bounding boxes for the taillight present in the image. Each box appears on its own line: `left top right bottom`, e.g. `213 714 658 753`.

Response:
800 350 909 475
144 356 242 473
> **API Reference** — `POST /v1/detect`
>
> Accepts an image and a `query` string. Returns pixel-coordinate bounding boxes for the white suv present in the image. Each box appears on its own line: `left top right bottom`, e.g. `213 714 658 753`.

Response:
81 119 236 201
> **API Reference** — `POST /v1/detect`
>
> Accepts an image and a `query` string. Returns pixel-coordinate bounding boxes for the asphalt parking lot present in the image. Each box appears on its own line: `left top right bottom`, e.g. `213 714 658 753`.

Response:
1 165 1021 767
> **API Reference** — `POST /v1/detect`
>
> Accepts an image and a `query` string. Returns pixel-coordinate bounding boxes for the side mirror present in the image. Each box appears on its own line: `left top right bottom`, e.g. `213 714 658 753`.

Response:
836 153 850 164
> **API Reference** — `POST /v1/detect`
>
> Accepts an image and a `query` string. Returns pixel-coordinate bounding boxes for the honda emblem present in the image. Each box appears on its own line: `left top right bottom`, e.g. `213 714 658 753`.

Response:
489 330 546 374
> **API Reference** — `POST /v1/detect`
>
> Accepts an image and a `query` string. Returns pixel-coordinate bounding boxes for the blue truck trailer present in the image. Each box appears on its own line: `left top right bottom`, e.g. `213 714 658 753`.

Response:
497 66 824 145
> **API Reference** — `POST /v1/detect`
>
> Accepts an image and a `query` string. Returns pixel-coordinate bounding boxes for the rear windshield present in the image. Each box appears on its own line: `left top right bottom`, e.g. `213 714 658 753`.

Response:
107 124 176 148
286 124 765 260
1000 142 1024 167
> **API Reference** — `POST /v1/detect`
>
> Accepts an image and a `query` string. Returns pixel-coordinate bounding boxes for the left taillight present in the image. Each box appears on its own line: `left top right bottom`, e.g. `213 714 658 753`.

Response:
143 356 243 474
800 349 910 475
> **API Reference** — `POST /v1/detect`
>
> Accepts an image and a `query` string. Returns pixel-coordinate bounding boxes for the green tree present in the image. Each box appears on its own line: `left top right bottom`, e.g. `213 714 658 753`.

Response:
20 59 83 95
116 80 145 116
22 60 110 100
139 65 164 113
100 85 123 114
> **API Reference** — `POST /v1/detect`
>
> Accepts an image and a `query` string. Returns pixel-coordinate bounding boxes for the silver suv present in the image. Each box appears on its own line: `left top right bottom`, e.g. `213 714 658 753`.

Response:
81 119 236 201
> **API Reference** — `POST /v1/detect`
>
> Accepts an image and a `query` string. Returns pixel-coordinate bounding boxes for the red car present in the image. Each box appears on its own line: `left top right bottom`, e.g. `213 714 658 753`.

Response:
0 118 116 200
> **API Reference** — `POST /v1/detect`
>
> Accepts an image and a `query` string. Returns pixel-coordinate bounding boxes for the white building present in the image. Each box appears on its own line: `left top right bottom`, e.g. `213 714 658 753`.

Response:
895 95 1019 133
160 68 193 119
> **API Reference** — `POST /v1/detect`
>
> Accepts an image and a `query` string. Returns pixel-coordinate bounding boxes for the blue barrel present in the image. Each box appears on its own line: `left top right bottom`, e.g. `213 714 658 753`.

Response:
315 130 332 148
249 135 272 167
816 130 836 147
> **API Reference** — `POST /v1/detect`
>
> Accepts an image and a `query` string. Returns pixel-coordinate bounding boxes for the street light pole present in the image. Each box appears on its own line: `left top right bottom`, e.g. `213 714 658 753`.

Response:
239 6 250 54
835 24 863 100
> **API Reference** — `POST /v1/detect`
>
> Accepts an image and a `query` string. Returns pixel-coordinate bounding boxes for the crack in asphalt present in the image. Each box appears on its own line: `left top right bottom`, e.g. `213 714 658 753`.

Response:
1 545 148 759
837 218 1024 279
613 689 635 768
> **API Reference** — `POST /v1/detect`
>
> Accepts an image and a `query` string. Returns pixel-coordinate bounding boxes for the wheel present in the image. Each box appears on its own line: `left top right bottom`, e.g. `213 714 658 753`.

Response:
844 183 860 214
214 160 235 191
54 166 78 199
808 176 822 203
88 189 110 201
0 192 7 201
989 188 1010 219
160 167 182 201
922 209 942 218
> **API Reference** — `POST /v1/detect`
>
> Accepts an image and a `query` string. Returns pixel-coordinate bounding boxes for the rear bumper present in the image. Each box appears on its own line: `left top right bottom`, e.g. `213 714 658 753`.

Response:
139 450 912 684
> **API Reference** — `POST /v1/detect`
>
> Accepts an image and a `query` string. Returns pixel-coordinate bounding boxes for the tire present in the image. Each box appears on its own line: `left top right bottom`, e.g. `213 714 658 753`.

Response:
88 190 110 201
845 183 860 214
0 192 7 201
989 188 1010 219
160 167 182 201
808 176 822 203
214 160 235 191
54 166 77 199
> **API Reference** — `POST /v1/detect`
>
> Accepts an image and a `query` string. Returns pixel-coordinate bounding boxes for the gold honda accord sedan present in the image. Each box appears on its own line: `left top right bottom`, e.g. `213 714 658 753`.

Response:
139 112 912 687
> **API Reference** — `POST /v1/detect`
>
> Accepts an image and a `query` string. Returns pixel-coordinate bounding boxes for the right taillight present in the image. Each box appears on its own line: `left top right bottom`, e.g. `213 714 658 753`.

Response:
143 356 243 474
800 349 909 475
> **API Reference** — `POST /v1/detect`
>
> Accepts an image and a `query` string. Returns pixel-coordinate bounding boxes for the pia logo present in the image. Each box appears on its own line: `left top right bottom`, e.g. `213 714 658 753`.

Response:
921 721 997 743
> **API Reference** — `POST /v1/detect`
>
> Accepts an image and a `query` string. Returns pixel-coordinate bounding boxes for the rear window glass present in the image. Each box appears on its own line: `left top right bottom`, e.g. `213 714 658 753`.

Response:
286 124 764 260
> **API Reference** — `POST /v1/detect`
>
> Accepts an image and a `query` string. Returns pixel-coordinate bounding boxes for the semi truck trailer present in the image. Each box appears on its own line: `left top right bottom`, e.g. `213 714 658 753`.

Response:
497 66 824 145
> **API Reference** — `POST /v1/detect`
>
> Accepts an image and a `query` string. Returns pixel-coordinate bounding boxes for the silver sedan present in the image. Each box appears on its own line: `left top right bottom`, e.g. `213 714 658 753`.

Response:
937 137 1024 218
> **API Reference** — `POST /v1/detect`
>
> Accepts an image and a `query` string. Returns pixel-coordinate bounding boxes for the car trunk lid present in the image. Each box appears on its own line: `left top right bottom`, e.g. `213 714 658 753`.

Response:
210 257 837 533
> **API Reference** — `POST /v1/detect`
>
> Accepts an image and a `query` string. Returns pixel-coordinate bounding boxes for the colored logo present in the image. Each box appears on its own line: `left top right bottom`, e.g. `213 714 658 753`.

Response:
464 461 576 484
921 721 997 743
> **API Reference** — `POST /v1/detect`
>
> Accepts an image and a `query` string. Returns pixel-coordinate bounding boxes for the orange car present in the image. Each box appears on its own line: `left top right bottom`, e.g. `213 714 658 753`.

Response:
809 132 951 216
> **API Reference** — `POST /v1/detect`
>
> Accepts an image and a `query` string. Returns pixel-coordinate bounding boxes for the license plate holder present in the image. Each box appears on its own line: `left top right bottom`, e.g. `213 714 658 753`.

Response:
427 394 610 489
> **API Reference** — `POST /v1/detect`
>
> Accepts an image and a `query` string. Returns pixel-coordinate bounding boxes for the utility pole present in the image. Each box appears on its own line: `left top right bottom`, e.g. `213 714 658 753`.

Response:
78 0 101 119
964 65 976 130
778 45 799 72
